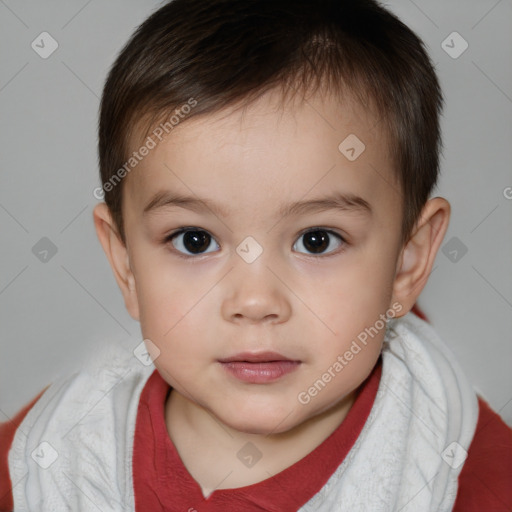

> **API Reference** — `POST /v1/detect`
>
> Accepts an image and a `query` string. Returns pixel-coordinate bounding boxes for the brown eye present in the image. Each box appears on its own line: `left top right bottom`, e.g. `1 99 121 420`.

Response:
293 229 344 255
170 229 219 255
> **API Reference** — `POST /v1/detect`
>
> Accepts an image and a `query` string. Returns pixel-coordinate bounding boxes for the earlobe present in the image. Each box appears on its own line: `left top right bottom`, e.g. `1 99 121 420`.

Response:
93 203 140 321
391 197 451 317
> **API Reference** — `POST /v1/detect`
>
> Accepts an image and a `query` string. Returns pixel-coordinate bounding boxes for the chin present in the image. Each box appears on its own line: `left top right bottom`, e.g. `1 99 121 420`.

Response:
216 407 301 436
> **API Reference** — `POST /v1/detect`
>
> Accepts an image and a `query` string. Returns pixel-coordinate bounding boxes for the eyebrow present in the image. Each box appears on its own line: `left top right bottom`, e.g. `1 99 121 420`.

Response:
143 190 373 218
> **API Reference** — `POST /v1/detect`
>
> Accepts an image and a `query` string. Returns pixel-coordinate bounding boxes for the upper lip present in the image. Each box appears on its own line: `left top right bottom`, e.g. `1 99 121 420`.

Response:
218 351 299 363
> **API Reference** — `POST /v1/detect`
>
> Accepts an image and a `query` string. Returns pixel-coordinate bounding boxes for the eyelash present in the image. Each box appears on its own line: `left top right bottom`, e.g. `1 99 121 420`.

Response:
162 226 348 259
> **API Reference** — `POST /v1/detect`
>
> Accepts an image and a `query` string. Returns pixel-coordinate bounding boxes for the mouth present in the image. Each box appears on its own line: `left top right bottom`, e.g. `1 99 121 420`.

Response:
218 351 301 384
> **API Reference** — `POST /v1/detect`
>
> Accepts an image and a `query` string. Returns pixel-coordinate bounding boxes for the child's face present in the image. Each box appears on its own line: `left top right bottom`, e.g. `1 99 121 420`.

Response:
120 89 406 434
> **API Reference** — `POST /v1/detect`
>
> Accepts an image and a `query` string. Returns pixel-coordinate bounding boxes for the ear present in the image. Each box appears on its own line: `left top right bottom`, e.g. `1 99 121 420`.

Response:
391 197 450 317
93 203 140 321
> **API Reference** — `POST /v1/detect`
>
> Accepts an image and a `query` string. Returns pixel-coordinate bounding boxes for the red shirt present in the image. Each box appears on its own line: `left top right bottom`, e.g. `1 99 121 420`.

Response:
132 360 381 511
2 310 512 510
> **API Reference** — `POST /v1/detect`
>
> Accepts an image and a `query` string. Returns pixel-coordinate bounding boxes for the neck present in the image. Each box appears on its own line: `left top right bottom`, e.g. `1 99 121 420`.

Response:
165 388 357 497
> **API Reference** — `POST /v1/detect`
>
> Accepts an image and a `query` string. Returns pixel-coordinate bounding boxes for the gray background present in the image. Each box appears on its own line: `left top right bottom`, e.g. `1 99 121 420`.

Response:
1 0 511 426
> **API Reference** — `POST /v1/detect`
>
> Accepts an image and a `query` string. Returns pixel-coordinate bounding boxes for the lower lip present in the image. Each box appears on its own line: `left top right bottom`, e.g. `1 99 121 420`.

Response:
220 361 300 383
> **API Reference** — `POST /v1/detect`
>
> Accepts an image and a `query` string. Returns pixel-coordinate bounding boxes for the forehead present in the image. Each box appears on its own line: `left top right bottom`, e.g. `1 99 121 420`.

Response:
124 88 400 225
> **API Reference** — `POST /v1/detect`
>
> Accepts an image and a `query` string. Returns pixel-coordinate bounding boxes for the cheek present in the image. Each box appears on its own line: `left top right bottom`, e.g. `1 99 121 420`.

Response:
296 250 395 386
136 276 175 333
316 258 394 333
131 255 189 338
133 262 214 357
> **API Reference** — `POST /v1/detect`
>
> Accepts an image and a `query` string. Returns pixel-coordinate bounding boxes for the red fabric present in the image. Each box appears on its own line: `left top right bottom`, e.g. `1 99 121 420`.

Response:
2 306 511 511
453 397 512 511
411 303 428 322
132 362 381 511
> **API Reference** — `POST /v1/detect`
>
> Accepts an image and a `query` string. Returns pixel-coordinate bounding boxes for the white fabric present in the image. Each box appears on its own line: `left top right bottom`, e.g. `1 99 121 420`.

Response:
9 312 478 511
9 340 154 511
299 313 479 512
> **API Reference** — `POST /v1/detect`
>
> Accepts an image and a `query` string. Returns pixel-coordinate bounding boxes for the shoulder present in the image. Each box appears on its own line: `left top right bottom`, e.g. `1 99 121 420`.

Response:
406 307 512 509
454 396 512 511
0 387 47 511
2 339 154 510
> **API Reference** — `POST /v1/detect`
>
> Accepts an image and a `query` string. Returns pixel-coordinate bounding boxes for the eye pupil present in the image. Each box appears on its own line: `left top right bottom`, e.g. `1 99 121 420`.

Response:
303 230 329 253
184 231 211 253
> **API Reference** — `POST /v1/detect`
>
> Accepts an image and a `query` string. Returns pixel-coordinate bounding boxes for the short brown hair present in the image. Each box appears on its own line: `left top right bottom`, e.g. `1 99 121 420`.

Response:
98 0 443 246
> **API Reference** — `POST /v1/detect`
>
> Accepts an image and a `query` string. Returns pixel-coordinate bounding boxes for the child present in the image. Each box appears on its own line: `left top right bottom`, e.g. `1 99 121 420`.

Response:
2 0 511 510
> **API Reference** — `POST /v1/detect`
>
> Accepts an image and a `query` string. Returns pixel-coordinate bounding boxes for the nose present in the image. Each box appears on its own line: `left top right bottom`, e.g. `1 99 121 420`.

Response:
220 257 292 325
